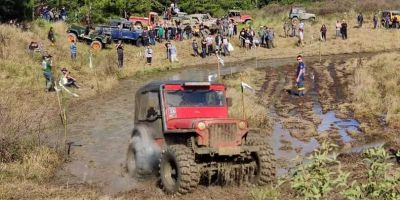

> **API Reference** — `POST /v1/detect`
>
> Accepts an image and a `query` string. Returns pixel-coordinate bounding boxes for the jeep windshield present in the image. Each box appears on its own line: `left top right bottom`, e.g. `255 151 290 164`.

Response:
166 90 225 107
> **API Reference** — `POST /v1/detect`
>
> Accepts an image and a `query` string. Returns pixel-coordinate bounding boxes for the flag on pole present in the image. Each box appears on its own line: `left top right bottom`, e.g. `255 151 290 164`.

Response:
241 82 255 93
216 54 224 66
208 73 218 82
56 81 80 97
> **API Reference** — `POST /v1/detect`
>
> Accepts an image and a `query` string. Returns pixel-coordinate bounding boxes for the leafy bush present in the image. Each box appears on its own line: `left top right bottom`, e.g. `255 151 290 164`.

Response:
290 142 349 199
342 148 400 200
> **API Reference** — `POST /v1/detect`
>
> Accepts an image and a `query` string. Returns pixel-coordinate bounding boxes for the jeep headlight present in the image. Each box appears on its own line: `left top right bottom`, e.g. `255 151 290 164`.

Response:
238 121 247 130
197 122 207 131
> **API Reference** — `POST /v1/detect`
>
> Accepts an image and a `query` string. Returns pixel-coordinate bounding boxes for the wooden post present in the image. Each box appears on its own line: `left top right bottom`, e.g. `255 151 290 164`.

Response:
319 39 322 64
217 56 221 81
240 74 246 120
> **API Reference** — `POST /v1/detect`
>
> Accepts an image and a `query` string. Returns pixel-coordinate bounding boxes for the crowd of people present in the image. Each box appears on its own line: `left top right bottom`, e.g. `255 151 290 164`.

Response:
22 10 400 93
37 6 68 22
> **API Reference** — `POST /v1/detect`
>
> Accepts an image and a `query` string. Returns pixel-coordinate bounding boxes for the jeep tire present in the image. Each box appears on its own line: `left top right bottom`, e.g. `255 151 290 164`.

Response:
67 33 77 42
246 133 276 185
90 40 103 50
159 145 198 195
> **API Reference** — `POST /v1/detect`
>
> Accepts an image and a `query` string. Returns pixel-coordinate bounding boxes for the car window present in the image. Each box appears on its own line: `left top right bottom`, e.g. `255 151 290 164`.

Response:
138 91 160 121
166 90 225 107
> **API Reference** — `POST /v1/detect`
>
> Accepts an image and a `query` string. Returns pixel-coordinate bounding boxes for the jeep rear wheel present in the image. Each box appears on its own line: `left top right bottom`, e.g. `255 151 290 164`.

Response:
246 133 276 185
159 145 198 195
90 40 102 50
67 33 77 42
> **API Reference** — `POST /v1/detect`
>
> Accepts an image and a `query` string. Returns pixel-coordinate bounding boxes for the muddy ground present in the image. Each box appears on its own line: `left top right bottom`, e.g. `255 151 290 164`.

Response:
47 52 396 199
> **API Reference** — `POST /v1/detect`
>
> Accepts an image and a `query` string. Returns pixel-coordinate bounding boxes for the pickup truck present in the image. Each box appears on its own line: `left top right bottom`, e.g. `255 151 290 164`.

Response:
98 19 144 46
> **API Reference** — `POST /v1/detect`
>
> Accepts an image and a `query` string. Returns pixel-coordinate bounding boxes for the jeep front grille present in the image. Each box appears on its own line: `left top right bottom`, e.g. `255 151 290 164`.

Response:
208 123 238 147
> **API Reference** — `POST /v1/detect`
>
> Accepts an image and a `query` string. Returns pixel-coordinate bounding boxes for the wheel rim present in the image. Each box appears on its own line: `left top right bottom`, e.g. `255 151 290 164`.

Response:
163 157 179 187
67 35 75 42
92 43 101 50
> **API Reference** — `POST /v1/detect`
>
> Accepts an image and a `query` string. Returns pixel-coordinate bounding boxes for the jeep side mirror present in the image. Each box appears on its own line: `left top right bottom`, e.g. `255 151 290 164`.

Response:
226 98 233 107
146 107 161 121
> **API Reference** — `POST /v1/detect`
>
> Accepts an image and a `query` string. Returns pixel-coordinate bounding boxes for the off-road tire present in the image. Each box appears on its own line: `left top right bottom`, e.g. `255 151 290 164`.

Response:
126 140 137 177
246 133 276 185
67 33 77 42
90 40 102 50
159 145 198 195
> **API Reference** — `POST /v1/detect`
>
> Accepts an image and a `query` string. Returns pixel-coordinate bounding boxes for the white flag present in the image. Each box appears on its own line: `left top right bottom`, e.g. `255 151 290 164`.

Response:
216 55 224 66
58 80 79 97
241 82 255 93
208 73 218 82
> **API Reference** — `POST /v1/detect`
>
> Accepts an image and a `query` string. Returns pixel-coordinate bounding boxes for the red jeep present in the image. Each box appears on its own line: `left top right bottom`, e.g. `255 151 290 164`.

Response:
126 81 275 194
129 12 159 29
228 10 252 24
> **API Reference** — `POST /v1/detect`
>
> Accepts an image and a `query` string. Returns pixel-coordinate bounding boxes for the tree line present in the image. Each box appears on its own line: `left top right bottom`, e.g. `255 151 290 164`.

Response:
0 0 318 22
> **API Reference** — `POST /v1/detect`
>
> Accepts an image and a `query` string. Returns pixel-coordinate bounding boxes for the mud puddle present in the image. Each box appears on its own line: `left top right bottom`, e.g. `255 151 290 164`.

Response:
49 52 393 197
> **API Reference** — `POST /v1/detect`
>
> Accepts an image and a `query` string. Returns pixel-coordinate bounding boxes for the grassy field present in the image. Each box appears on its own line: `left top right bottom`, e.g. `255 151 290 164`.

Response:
1 0 400 198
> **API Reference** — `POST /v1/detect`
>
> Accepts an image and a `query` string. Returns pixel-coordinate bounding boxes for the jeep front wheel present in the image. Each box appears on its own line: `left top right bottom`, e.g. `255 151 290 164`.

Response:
159 145 197 195
90 40 102 50
246 133 276 185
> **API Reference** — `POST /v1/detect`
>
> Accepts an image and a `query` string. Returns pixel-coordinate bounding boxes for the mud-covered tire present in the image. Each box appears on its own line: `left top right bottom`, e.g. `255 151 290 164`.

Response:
246 133 276 185
159 145 198 195
126 141 137 177
67 33 77 42
90 40 102 50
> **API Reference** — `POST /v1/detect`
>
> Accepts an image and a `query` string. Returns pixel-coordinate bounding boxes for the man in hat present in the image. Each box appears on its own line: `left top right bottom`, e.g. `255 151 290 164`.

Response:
61 68 80 88
42 55 54 92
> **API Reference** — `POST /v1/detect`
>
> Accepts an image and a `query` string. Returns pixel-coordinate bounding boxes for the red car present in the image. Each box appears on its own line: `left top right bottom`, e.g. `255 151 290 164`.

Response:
129 12 159 29
228 10 252 24
126 81 276 194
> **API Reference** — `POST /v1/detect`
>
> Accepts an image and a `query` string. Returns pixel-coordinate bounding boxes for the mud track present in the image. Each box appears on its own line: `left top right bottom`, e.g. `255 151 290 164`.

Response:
49 51 392 199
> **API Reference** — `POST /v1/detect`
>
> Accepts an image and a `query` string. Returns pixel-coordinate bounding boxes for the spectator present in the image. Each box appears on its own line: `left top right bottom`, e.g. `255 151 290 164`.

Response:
48 27 55 45
116 41 124 68
341 20 348 40
60 7 67 21
28 41 39 56
335 20 341 38
228 21 234 38
298 27 304 47
42 55 54 92
233 21 238 35
373 15 378 29
192 39 199 57
267 28 275 48
393 16 399 29
357 13 364 28
60 68 80 88
222 37 230 56
170 43 178 62
157 26 165 42
201 38 207 58
320 24 327 41
145 46 153 65
70 40 77 60
165 41 171 59
239 28 246 47
149 28 156 45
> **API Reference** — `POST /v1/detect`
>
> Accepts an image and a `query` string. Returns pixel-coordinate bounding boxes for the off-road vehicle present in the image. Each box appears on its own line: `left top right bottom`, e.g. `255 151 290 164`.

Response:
126 81 276 194
227 10 252 24
289 7 316 25
66 24 111 50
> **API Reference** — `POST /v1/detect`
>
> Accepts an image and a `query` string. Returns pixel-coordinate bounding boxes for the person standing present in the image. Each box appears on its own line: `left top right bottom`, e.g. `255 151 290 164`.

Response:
165 41 171 60
70 40 77 60
170 43 178 62
373 15 378 29
145 46 153 65
201 38 207 58
296 55 306 97
48 27 55 45
157 26 165 42
222 36 230 56
116 41 124 68
320 24 327 41
335 20 341 38
341 20 348 40
357 13 364 28
192 39 199 57
42 55 54 92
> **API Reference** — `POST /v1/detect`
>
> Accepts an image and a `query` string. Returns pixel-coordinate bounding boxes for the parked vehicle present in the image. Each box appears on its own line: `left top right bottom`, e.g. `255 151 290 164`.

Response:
289 7 316 25
188 13 218 30
227 10 252 24
129 12 159 29
126 81 276 195
99 19 144 46
66 24 111 50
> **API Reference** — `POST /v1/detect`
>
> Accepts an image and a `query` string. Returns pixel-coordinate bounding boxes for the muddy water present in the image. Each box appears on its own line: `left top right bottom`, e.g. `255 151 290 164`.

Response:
52 52 390 195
